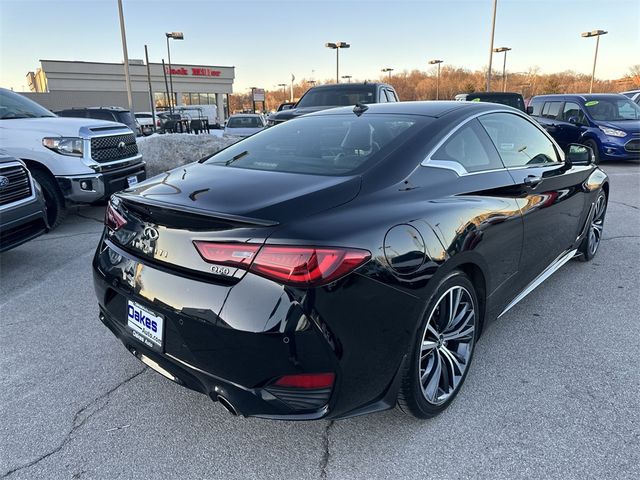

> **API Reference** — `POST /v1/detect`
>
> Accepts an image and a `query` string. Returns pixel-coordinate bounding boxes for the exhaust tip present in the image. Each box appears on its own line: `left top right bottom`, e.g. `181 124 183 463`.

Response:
217 395 238 416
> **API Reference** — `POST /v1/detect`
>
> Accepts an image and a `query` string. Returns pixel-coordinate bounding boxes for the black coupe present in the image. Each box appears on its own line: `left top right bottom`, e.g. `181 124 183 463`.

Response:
93 101 608 420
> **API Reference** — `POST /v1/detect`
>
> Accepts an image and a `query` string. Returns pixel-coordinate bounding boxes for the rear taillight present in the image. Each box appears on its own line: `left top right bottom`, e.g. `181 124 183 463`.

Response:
156 119 161 127
105 202 127 231
193 242 260 267
193 242 370 287
273 373 335 389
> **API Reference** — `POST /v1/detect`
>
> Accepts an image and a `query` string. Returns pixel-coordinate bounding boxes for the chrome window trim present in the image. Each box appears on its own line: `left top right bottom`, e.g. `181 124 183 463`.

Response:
421 108 566 176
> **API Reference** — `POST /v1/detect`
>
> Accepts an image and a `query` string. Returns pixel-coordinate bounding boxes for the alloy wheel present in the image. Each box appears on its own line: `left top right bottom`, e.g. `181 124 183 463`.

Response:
588 194 606 256
418 286 476 405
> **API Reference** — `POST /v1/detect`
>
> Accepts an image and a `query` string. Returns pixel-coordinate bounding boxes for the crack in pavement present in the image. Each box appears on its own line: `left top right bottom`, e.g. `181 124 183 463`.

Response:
319 421 334 480
610 200 640 211
1 368 147 478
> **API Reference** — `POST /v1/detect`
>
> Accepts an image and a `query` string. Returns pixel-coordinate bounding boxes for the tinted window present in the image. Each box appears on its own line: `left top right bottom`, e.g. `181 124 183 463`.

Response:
541 101 562 119
135 113 153 119
204 114 422 176
296 87 376 107
561 102 586 124
0 89 55 119
479 113 559 168
529 100 544 116
467 94 525 111
227 116 264 128
87 110 116 121
56 110 86 118
432 120 503 173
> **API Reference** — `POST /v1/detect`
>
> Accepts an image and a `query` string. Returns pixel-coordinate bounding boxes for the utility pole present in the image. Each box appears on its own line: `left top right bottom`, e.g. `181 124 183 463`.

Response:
144 45 155 129
486 0 498 92
117 0 133 112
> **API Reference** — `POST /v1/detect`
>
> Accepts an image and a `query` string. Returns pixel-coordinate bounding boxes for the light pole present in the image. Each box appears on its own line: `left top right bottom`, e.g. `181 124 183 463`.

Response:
582 29 607 93
429 60 444 100
117 0 133 113
325 42 350 83
277 83 287 100
341 75 352 83
486 0 498 91
381 67 394 81
493 47 511 92
165 31 184 111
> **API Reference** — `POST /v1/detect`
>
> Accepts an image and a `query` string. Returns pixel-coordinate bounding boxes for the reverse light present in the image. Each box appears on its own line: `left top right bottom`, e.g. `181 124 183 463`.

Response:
193 242 371 287
273 373 335 389
599 126 627 138
42 137 84 157
105 202 127 231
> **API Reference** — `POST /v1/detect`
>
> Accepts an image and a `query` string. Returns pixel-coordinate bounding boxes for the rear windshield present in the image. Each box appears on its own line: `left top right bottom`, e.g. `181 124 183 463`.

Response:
468 94 525 111
114 111 135 125
204 114 423 176
135 113 153 118
227 116 264 128
296 87 376 107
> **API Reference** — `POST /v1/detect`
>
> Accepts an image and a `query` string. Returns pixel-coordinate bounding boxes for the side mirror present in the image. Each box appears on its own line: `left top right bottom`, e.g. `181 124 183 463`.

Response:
526 106 534 115
566 143 594 166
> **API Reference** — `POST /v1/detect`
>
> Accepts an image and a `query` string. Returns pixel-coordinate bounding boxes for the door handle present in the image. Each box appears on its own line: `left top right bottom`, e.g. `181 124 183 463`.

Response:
523 175 543 188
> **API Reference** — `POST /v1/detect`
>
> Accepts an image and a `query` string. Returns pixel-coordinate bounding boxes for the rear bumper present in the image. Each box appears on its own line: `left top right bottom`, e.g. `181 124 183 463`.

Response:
57 159 146 202
92 236 421 419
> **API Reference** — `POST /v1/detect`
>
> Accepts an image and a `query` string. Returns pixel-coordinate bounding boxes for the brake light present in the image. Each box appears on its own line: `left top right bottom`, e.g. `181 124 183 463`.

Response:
251 246 370 287
192 242 371 287
273 372 335 389
105 202 127 231
193 241 260 267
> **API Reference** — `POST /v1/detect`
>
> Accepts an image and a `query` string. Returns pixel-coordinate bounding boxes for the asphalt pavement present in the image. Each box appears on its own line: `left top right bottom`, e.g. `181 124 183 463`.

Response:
1 162 639 480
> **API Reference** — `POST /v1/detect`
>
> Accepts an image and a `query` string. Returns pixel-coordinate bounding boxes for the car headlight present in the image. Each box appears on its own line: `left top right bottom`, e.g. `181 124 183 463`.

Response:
42 137 84 157
599 126 627 138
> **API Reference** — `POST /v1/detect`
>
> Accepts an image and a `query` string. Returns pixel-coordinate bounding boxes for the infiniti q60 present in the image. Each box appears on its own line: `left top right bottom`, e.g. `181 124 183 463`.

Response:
93 101 608 419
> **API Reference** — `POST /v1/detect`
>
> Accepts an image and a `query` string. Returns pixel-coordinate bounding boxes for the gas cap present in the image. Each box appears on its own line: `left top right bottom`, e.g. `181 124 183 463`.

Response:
383 224 426 275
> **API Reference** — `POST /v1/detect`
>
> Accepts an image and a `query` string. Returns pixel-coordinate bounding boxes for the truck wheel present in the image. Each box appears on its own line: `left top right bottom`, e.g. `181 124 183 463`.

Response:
31 169 66 229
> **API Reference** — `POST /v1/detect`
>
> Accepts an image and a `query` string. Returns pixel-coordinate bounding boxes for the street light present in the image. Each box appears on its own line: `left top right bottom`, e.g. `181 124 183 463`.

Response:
381 67 394 80
486 0 498 91
429 60 444 100
325 42 350 83
165 31 184 112
341 75 352 83
582 29 608 93
277 83 287 98
493 47 511 92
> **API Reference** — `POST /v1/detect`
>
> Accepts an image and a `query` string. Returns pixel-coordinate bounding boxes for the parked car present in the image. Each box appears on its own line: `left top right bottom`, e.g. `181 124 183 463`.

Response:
223 114 266 137
0 88 145 228
94 101 608 420
134 112 155 136
56 106 138 135
454 92 526 112
0 153 49 252
266 82 399 126
621 89 640 105
528 93 640 162
276 102 296 112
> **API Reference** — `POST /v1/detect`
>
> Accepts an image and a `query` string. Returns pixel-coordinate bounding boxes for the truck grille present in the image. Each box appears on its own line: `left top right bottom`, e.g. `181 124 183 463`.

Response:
624 139 640 153
0 164 32 207
90 133 138 163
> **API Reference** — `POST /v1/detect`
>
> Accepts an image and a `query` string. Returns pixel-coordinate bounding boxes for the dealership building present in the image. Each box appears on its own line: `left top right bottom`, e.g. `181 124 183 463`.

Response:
23 59 235 123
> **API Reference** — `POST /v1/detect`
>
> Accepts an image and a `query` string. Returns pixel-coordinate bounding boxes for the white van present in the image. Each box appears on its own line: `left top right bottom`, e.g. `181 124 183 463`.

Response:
175 105 219 127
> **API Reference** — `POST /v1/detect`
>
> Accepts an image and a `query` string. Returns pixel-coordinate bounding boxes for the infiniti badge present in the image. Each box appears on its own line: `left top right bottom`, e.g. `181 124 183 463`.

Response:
143 226 159 241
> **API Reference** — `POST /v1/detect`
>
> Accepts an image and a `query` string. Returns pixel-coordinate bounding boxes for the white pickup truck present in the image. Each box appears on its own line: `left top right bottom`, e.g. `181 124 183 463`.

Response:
0 88 145 227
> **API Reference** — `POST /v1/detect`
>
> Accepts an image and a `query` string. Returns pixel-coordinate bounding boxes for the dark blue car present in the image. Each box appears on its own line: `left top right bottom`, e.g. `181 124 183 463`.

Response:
528 93 640 162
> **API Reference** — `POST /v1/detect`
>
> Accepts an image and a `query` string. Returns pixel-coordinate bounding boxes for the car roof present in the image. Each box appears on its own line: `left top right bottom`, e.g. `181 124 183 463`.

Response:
307 82 392 90
531 93 629 101
304 100 514 118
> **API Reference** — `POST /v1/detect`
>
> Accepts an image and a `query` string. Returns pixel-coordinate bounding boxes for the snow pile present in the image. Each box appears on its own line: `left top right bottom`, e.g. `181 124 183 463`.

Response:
137 133 240 177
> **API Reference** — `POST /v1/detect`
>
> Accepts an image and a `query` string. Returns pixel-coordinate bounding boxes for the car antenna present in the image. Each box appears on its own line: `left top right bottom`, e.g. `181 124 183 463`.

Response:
353 103 368 117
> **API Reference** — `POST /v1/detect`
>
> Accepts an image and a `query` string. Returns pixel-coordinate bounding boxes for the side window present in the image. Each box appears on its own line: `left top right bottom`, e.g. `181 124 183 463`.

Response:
561 102 586 124
541 101 562 119
386 89 398 102
478 113 559 168
88 110 116 121
529 101 544 116
377 89 387 103
431 119 503 173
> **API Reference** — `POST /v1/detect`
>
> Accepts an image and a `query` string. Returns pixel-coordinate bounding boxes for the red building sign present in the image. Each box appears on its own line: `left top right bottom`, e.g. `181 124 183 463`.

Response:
166 67 222 77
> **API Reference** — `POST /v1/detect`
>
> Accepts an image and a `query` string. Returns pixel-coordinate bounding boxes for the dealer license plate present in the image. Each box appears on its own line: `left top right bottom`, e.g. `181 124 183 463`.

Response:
127 300 163 350
127 175 138 187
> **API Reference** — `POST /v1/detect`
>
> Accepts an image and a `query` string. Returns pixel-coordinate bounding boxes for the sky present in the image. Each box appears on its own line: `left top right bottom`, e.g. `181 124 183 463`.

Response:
1 0 638 93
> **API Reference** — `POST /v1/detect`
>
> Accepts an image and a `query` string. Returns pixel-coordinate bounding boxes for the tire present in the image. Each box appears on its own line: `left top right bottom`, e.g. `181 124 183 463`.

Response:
583 139 601 164
31 168 66 229
398 270 479 419
577 190 607 262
